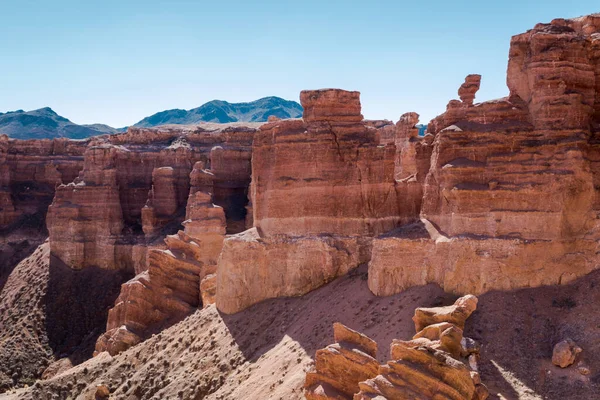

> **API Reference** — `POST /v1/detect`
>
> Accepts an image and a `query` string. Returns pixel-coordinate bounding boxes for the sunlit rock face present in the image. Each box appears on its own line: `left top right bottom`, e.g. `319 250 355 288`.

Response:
251 89 403 237
370 15 600 297
216 89 427 314
305 296 487 400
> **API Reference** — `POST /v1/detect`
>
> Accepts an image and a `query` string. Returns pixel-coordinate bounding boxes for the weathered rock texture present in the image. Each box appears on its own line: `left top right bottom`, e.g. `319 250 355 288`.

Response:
47 125 254 273
251 89 401 237
552 338 583 368
216 89 426 314
95 161 228 355
0 135 86 231
305 295 487 399
216 228 371 315
305 323 379 399
355 295 487 400
369 15 600 297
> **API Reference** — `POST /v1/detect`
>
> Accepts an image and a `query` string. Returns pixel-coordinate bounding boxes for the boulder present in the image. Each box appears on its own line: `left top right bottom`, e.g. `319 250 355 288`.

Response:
413 295 478 331
304 324 379 399
552 338 582 368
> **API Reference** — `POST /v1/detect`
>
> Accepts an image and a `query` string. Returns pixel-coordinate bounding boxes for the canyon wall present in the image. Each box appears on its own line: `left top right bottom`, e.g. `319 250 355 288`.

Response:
369 15 600 297
0 124 256 356
46 125 255 273
216 89 429 314
0 136 86 231
2 14 600 365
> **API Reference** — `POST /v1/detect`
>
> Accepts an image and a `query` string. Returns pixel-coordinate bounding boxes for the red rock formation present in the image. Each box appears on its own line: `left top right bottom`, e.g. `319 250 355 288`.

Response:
216 228 370 315
142 166 185 239
354 295 487 400
217 89 422 314
0 136 86 230
0 135 17 227
305 296 487 400
47 124 254 272
304 323 379 399
458 74 481 106
95 161 227 355
251 89 400 237
47 145 125 271
369 16 600 297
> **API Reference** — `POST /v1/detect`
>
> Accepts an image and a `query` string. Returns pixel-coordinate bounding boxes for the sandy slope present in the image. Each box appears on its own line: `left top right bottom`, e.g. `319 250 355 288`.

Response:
1 249 599 399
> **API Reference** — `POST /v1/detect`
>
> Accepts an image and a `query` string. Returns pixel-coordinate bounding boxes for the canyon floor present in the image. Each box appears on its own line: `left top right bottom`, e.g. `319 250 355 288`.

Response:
0 243 598 400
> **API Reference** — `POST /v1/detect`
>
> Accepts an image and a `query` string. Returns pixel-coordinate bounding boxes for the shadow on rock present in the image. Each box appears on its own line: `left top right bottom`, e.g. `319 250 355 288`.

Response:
44 254 133 364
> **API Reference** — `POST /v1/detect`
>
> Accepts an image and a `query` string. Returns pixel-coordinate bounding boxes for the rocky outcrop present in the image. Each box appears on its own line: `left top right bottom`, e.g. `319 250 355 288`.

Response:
251 89 401 237
141 166 187 239
369 16 600 297
355 295 487 400
458 74 481 106
47 124 254 273
0 135 17 227
216 228 371 314
95 161 227 355
47 145 126 271
216 89 422 314
304 323 379 399
0 136 86 231
412 295 478 332
304 295 487 400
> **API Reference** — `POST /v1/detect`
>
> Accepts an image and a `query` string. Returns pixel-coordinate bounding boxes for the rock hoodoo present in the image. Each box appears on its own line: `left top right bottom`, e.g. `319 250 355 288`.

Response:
95 160 228 355
304 295 487 399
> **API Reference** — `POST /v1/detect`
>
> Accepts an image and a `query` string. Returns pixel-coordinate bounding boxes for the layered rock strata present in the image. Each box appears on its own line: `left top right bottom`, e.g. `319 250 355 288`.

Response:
216 89 425 314
370 16 600 297
251 89 401 237
95 162 226 355
305 323 379 399
304 295 487 399
356 295 487 399
0 136 86 231
47 124 254 273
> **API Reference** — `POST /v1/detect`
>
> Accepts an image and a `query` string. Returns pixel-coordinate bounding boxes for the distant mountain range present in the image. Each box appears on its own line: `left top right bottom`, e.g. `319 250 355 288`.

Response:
132 97 303 128
0 108 120 140
0 97 303 140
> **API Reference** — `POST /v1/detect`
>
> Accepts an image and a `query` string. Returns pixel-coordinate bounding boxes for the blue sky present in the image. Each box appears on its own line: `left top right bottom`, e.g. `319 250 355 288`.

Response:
1 1 598 127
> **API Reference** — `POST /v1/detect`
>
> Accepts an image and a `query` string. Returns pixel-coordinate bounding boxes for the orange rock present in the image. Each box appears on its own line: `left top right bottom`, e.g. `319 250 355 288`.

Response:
252 89 403 237
458 74 481 106
552 338 582 368
353 295 482 400
305 324 379 399
216 228 370 314
333 323 377 359
413 295 478 332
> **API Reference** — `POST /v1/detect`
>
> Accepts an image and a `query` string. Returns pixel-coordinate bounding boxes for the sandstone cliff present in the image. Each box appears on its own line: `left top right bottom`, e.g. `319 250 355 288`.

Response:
369 15 600 297
2 13 600 400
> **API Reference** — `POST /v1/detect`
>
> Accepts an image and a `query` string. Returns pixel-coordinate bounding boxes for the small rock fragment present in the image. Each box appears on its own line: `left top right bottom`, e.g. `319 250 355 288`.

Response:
552 338 582 368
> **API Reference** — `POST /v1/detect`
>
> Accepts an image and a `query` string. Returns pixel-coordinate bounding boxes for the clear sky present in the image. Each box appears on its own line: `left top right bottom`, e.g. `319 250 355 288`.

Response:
1 1 598 128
